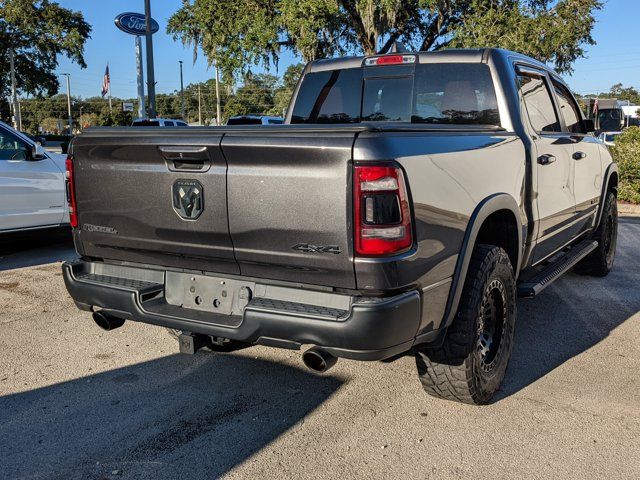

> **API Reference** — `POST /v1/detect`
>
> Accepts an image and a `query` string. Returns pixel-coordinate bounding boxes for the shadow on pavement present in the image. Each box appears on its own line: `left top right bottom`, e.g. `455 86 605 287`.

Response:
501 217 640 399
0 227 75 271
0 352 343 480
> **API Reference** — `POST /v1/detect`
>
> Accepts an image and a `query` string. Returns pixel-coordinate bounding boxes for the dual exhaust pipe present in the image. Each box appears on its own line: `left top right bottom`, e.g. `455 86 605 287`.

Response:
92 310 338 373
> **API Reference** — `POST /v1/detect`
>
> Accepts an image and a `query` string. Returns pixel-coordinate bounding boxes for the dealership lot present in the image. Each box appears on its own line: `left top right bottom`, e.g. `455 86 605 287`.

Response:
1 219 639 480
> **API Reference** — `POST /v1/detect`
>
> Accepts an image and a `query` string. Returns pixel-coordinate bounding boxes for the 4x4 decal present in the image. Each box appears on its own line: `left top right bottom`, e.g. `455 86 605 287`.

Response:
292 243 342 255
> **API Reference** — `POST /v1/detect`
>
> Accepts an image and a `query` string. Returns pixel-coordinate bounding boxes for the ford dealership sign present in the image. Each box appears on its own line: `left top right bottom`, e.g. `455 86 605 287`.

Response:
114 12 159 36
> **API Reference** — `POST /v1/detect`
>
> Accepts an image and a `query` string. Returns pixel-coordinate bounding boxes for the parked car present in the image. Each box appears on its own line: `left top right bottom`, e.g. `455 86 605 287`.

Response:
131 118 189 127
597 130 622 147
21 132 47 146
0 121 69 232
226 115 284 125
62 49 617 405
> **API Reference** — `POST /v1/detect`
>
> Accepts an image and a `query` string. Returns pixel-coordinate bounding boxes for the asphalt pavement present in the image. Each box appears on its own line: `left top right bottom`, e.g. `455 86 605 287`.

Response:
0 219 639 480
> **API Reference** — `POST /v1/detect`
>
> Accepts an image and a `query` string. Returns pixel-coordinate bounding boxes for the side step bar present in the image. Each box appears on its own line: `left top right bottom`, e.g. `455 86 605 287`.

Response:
518 240 598 298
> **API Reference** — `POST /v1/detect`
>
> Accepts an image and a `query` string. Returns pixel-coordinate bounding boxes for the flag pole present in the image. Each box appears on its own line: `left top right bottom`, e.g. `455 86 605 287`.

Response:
108 63 113 114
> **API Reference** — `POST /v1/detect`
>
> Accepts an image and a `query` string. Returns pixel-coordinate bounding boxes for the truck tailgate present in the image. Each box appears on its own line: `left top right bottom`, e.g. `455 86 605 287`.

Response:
222 131 356 289
71 126 361 289
72 131 239 275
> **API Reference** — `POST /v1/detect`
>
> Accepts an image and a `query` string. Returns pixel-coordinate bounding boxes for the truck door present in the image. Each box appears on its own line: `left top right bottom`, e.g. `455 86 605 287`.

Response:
551 78 602 235
0 126 65 231
516 68 577 264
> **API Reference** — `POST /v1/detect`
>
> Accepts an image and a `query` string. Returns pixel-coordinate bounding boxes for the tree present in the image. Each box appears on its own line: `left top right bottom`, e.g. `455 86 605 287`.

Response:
449 0 601 74
0 0 92 101
176 78 233 124
19 94 71 133
40 116 62 134
168 0 602 79
273 63 304 116
223 73 280 118
79 113 98 130
611 127 640 204
608 83 640 105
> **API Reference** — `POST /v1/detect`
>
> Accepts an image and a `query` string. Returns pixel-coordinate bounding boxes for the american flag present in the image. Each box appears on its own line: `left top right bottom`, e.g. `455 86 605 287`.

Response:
592 96 599 115
101 64 110 97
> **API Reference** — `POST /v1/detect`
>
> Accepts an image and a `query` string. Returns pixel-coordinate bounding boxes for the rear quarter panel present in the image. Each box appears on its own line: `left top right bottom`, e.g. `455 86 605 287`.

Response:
354 131 526 330
354 132 527 335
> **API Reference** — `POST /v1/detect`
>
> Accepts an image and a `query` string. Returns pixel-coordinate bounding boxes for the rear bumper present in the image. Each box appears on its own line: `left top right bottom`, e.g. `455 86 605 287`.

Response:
62 260 435 361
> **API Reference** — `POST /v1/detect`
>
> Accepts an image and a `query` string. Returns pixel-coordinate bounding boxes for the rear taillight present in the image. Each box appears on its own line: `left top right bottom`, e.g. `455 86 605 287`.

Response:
65 155 78 228
354 164 412 256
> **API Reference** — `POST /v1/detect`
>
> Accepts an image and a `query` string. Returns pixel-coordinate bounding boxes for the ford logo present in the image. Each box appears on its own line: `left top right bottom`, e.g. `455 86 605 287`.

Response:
114 12 159 36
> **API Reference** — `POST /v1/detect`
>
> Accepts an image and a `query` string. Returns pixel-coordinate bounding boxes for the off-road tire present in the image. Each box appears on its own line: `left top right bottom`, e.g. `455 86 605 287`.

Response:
574 191 617 277
415 245 517 405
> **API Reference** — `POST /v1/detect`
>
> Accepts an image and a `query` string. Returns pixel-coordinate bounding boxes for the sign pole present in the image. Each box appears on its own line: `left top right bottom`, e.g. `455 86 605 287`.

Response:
114 11 159 119
135 36 146 119
144 0 157 118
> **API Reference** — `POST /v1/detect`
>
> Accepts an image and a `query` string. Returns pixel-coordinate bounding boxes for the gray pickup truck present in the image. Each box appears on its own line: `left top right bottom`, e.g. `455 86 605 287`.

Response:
62 48 618 404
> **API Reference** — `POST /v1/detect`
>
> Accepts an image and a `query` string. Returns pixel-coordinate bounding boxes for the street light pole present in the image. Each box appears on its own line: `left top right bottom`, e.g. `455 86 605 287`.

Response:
179 60 185 120
9 49 22 131
198 84 202 126
144 0 156 118
215 60 221 126
62 73 73 134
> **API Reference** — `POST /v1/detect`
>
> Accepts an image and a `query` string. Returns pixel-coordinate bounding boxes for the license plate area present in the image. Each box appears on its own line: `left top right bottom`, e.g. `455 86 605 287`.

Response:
165 271 255 315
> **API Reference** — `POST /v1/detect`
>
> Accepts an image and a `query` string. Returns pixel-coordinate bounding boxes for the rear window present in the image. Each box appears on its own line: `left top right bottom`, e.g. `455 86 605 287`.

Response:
291 68 362 123
291 63 500 126
132 120 160 127
227 117 263 125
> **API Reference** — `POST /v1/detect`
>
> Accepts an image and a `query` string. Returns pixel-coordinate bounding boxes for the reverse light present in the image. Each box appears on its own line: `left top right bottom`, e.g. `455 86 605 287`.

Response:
354 164 412 256
364 55 416 67
65 155 78 228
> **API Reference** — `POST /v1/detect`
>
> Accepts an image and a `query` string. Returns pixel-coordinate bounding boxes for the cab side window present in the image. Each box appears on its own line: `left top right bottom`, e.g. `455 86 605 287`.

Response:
517 73 561 133
0 128 30 161
552 81 585 134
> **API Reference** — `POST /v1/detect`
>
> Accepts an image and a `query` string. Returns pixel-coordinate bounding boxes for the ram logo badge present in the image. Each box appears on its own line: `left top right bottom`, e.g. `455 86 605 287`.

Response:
172 180 204 220
292 243 342 255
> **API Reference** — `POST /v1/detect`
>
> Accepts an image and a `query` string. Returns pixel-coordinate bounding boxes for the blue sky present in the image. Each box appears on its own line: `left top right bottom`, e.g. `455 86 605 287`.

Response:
54 0 640 99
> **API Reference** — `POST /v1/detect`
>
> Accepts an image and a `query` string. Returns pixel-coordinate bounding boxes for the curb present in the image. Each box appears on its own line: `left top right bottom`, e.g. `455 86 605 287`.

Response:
618 202 640 217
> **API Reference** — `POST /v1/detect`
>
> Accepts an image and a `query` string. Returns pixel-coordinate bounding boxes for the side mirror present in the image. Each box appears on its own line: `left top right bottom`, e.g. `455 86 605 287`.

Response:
31 143 46 160
583 119 595 133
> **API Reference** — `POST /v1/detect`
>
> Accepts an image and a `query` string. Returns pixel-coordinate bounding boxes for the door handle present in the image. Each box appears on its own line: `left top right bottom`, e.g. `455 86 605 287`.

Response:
573 151 587 160
159 146 210 171
159 146 207 159
537 154 556 165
